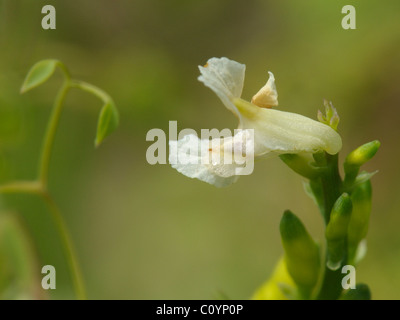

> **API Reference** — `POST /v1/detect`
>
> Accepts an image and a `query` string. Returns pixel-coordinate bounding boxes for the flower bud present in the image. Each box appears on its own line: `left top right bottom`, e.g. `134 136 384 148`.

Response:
345 140 381 167
344 141 380 185
347 180 372 262
280 210 320 296
325 194 352 270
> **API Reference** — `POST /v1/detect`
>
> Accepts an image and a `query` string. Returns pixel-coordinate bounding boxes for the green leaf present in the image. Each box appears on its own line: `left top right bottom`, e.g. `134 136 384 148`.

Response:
353 170 378 188
20 60 59 93
95 100 119 147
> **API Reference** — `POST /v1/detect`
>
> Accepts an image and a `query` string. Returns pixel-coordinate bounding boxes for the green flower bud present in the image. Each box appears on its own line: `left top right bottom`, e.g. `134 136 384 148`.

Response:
325 194 352 270
344 141 380 185
326 193 353 240
348 180 372 263
280 210 320 296
340 283 371 300
279 154 323 180
345 140 381 167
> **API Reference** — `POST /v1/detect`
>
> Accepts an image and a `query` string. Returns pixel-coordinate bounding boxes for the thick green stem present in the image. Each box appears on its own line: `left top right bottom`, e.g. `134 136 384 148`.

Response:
321 154 342 225
315 153 345 300
38 81 70 186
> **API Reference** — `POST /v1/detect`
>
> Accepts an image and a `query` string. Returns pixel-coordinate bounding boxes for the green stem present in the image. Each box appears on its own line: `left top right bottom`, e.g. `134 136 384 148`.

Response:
315 153 345 300
0 181 42 195
38 81 70 186
321 154 342 225
0 74 88 299
36 79 87 299
0 183 87 299
69 80 110 103
41 191 87 300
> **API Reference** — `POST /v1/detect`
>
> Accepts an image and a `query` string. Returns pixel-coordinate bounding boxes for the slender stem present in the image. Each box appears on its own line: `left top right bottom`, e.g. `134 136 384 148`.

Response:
0 180 42 195
0 73 88 299
36 79 87 299
38 81 70 186
41 191 87 300
69 80 110 103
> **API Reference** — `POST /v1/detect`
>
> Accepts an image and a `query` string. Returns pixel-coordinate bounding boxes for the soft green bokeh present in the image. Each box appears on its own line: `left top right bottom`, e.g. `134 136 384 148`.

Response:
0 0 399 299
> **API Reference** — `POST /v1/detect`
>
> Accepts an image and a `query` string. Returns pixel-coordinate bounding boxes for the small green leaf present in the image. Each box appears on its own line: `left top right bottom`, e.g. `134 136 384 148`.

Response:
20 60 59 93
351 170 378 189
95 100 119 147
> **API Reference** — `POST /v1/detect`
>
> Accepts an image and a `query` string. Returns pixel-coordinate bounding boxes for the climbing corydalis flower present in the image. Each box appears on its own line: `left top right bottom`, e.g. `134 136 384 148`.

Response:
169 57 342 187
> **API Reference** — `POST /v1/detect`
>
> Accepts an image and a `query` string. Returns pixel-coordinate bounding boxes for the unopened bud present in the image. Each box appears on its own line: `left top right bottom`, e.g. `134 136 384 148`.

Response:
347 180 372 263
280 210 320 295
345 140 380 168
325 194 353 270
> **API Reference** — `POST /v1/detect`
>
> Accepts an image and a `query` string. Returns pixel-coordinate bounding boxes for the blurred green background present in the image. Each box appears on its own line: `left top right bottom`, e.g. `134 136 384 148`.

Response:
0 0 399 299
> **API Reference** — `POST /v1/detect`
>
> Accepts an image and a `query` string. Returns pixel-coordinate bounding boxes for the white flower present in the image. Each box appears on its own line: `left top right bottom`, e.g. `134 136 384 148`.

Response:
169 57 342 187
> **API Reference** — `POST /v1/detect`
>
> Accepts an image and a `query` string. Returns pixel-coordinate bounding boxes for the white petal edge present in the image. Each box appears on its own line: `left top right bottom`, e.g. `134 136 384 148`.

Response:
198 57 245 118
169 130 254 188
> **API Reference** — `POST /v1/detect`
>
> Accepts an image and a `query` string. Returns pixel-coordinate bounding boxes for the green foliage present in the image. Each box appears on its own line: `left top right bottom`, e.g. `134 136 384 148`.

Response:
96 100 119 147
0 59 120 299
276 108 379 300
20 60 59 93
20 60 119 148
